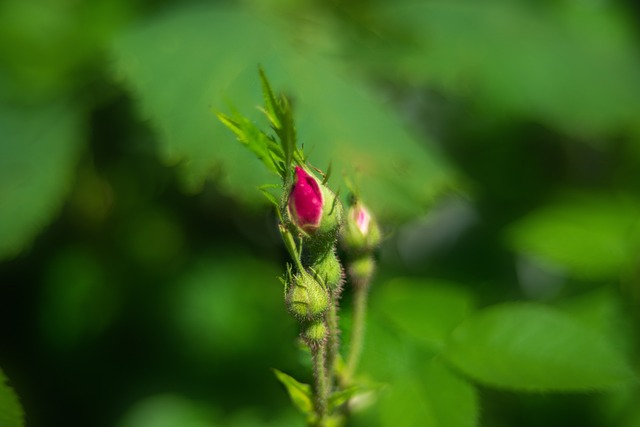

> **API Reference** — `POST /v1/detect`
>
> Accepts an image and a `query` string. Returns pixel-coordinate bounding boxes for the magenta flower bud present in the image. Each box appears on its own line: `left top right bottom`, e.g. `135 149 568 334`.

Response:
288 166 324 233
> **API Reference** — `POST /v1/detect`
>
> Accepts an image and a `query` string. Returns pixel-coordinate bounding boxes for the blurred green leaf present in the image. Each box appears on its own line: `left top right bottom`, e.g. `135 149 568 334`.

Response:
0 0 130 101
505 193 640 280
358 315 418 381
374 0 640 136
556 288 621 338
117 394 217 427
375 278 474 351
273 369 314 417
379 359 478 427
444 303 634 391
328 386 360 412
111 3 454 220
0 100 83 260
0 368 24 427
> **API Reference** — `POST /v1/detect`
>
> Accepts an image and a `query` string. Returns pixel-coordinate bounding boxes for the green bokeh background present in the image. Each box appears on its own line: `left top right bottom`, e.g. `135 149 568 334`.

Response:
2 0 640 426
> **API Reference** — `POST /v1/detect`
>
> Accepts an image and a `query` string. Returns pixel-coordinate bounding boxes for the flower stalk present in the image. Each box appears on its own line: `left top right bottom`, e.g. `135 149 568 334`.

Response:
218 69 381 426
341 200 381 386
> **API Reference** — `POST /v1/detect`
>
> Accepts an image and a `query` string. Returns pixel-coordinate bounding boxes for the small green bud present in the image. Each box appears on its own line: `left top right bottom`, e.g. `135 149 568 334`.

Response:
286 270 329 320
341 200 380 254
311 251 343 290
302 320 327 343
348 255 375 288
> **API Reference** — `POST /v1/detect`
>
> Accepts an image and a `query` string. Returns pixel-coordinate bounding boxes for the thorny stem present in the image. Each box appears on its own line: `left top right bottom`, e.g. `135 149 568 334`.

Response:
310 333 330 424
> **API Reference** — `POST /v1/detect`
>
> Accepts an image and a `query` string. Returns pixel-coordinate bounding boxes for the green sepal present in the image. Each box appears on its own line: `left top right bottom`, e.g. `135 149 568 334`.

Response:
286 270 329 320
310 251 343 290
279 224 303 271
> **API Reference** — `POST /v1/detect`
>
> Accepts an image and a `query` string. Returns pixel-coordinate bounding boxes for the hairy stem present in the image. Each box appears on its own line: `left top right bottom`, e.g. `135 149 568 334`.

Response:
325 297 340 389
345 282 369 384
311 335 329 423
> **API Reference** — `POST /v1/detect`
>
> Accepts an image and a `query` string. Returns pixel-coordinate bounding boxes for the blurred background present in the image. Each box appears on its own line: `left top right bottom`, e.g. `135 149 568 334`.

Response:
2 0 640 426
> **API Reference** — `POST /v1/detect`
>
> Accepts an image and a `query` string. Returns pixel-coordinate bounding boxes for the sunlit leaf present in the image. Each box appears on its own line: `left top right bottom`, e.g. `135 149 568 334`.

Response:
273 369 314 416
444 303 634 391
0 368 24 427
0 100 83 260
505 193 640 280
374 278 474 351
379 359 478 427
372 0 640 136
111 3 454 219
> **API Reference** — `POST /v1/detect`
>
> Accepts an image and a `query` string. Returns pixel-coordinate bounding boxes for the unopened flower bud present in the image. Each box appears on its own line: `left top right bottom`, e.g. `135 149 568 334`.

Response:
342 201 381 254
288 166 343 237
302 320 328 344
286 270 329 320
311 251 343 291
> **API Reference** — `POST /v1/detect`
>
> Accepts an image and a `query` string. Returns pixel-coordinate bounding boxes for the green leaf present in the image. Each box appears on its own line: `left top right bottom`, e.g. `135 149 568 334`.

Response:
328 386 360 412
374 278 474 351
0 100 83 260
374 0 640 136
258 67 281 130
0 368 24 427
272 369 314 416
444 303 635 391
505 193 640 280
379 359 478 427
217 112 283 176
556 288 621 338
111 3 454 219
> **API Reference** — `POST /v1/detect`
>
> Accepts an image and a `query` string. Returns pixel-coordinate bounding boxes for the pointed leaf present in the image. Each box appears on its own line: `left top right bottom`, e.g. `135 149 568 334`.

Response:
272 369 314 416
328 386 360 412
217 112 283 176
259 68 280 123
444 303 635 391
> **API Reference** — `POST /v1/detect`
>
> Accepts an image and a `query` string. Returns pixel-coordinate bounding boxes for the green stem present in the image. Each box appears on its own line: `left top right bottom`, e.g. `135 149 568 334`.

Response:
311 336 329 423
325 297 340 389
345 282 369 385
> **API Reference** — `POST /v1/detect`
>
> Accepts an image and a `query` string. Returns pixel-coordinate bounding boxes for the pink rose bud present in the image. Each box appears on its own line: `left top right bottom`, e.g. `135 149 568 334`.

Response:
288 166 324 233
354 205 371 236
341 200 381 253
